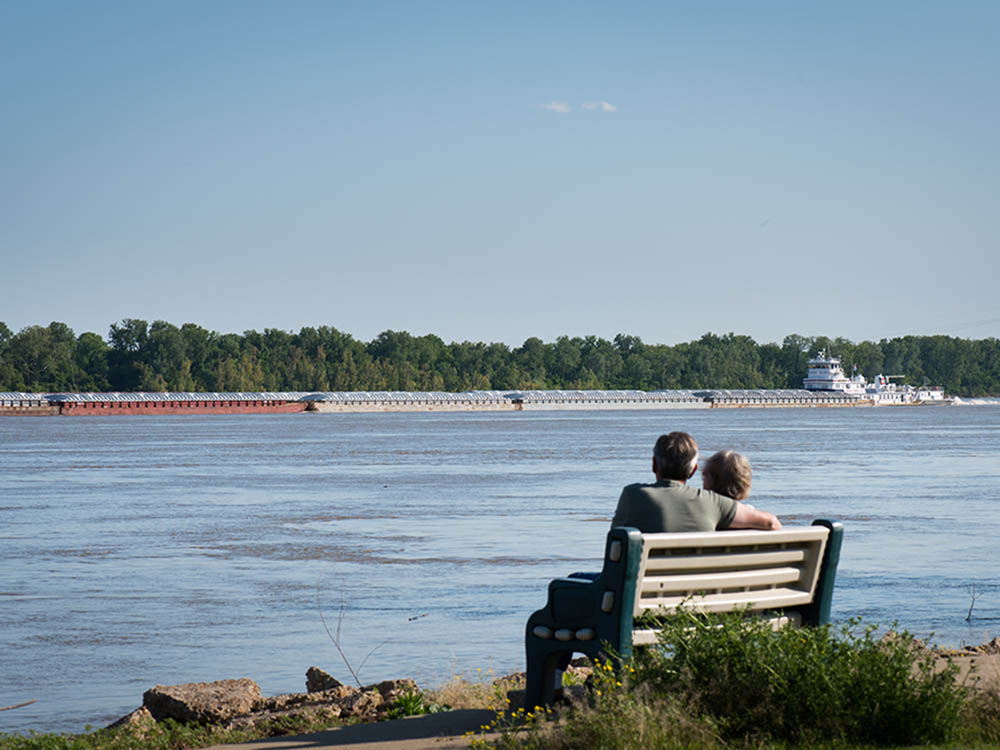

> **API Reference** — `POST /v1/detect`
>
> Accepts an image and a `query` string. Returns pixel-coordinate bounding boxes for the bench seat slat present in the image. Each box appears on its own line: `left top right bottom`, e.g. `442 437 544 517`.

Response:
644 549 807 571
636 586 815 614
631 612 802 645
640 566 804 593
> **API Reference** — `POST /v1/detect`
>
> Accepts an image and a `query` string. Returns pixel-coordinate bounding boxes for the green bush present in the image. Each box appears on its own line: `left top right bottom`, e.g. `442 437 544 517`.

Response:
634 611 967 746
476 613 990 749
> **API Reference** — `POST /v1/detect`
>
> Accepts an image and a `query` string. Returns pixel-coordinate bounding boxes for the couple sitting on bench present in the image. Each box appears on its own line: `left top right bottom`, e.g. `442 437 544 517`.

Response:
525 431 842 709
612 431 782 534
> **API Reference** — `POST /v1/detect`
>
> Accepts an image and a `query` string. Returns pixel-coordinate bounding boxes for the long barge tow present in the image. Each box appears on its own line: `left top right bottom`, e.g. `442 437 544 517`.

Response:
0 382 951 416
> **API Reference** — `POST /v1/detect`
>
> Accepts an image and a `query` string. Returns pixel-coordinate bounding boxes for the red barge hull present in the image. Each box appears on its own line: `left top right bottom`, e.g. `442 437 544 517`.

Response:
58 400 308 415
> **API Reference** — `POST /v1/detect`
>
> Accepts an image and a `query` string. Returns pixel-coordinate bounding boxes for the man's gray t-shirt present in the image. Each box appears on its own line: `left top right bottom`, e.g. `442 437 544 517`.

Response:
611 479 738 532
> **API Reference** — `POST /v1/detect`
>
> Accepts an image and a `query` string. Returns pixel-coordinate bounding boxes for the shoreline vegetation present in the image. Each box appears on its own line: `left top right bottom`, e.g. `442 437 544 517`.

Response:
2 319 1000 397
4 619 1000 750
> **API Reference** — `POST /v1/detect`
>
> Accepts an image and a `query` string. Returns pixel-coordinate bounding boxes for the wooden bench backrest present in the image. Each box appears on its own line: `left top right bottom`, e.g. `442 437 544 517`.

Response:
628 527 830 643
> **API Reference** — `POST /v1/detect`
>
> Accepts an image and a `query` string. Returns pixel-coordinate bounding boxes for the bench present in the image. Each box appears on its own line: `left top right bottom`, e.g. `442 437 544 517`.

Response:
524 519 843 709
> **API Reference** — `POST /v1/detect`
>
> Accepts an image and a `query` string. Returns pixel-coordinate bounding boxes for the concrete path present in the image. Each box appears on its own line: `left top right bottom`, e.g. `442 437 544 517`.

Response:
207 709 499 750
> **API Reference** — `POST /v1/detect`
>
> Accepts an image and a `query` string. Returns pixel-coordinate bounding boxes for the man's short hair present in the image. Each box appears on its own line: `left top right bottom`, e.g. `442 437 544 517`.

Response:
701 449 752 500
653 432 699 480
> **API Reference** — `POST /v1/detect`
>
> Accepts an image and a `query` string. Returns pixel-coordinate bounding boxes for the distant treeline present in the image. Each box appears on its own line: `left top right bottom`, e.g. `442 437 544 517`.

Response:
1 319 999 396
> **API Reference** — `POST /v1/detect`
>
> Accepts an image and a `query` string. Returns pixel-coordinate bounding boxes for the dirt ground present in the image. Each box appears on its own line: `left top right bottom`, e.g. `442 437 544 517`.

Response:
934 638 1000 692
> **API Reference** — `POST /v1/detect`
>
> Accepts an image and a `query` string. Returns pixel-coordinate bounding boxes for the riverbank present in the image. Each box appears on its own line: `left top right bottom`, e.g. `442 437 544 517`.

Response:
4 641 1000 750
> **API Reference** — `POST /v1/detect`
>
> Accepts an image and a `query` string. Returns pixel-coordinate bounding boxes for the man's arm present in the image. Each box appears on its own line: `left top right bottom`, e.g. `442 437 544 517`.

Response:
728 502 782 530
610 487 630 528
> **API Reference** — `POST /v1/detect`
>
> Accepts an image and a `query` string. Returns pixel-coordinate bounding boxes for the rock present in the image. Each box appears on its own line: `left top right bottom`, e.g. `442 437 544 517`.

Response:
107 706 156 730
324 684 359 700
256 684 356 712
338 689 383 719
225 704 343 731
134 672 425 729
256 692 316 712
370 678 418 703
306 666 343 693
321 684 361 703
143 678 261 724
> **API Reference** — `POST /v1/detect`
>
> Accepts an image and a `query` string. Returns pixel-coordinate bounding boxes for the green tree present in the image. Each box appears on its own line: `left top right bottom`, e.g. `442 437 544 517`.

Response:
0 321 22 390
7 318 1000 395
146 321 192 391
75 332 110 391
332 349 360 390
881 336 926 386
550 336 583 387
780 334 813 387
236 349 265 390
180 323 216 389
852 340 884 380
757 343 786 388
7 322 77 391
580 336 622 387
514 337 548 388
108 318 149 390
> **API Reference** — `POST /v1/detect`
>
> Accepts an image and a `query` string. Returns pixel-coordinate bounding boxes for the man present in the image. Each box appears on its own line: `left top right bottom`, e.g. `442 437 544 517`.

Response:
612 431 781 532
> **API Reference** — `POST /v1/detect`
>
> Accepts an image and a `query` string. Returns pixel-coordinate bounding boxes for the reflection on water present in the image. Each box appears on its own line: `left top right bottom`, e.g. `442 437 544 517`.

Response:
2 407 999 734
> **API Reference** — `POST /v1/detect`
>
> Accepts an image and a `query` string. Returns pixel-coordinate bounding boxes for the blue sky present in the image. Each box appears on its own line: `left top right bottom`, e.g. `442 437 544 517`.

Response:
2 1 998 347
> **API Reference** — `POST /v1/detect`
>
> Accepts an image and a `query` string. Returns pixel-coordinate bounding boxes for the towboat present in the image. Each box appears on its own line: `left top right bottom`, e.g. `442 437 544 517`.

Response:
803 352 951 405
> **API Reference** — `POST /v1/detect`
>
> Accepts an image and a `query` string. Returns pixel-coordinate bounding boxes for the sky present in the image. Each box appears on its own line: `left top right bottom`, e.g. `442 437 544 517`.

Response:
2 1 998 348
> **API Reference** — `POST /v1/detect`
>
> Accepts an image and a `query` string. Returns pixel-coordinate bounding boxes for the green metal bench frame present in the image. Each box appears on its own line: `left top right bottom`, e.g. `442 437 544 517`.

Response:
524 519 843 709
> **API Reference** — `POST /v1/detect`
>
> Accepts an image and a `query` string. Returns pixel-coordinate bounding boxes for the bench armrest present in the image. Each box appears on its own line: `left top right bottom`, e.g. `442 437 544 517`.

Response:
525 527 643 649
547 576 602 622
795 519 844 625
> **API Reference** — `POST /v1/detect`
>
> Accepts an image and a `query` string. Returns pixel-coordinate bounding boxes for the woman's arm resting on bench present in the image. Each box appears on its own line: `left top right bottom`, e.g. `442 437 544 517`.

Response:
729 503 782 530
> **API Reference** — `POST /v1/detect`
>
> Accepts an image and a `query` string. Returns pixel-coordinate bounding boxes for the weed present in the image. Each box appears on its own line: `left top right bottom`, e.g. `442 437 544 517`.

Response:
315 586 387 688
383 688 449 720
468 704 554 750
428 668 523 711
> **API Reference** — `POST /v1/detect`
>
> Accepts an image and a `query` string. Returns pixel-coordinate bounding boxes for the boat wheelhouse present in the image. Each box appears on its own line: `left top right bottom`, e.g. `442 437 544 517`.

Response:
802 353 866 396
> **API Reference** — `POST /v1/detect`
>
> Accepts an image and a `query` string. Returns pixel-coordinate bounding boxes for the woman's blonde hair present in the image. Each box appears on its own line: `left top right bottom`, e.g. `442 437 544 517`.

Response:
702 449 752 500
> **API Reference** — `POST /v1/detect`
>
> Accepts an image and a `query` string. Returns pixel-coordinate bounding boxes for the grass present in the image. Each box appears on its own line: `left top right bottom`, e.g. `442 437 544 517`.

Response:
426 668 525 712
0 713 344 750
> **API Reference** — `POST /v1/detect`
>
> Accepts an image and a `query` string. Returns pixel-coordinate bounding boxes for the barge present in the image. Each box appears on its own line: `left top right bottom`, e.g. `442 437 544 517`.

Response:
3 386 886 415
0 358 952 416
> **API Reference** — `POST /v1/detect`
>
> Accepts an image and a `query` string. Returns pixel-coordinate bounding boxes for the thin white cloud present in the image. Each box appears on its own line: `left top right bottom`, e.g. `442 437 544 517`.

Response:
543 100 571 114
583 101 617 112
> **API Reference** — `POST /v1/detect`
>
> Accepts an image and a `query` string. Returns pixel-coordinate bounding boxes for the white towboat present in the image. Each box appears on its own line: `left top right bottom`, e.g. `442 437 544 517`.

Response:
803 353 950 405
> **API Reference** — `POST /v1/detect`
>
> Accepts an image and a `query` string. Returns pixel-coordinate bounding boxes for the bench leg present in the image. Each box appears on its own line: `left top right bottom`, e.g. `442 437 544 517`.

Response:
524 645 566 710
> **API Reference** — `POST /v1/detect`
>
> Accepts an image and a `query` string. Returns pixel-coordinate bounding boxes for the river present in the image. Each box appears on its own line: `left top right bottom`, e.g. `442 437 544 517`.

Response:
2 405 999 734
